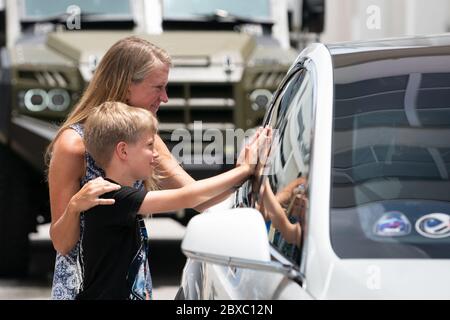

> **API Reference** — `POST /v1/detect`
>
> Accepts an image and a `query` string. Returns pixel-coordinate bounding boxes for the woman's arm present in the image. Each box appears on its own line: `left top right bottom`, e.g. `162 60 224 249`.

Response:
153 134 234 212
48 130 84 254
48 130 120 255
153 134 195 189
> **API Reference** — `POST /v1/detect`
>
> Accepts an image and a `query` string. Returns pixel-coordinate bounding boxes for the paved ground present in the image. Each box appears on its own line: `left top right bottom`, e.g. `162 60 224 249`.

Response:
0 218 186 300
0 279 179 300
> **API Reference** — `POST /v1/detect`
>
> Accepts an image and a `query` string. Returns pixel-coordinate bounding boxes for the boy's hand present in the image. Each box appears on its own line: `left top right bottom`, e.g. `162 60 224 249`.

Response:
242 132 262 174
236 127 263 167
242 127 272 175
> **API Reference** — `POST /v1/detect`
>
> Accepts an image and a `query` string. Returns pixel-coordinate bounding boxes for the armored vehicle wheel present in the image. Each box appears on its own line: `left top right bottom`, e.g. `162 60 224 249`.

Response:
0 145 49 277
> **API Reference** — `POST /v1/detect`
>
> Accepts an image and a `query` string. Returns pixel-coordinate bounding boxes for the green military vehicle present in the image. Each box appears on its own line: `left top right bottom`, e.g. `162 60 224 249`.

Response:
0 0 323 276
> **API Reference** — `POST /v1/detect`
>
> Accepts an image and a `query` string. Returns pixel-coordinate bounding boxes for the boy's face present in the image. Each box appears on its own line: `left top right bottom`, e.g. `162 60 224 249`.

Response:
126 131 158 180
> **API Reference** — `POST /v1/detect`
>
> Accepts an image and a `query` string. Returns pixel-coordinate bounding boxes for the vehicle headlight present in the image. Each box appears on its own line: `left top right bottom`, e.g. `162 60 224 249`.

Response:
48 89 70 112
20 88 71 112
24 89 48 112
249 89 272 111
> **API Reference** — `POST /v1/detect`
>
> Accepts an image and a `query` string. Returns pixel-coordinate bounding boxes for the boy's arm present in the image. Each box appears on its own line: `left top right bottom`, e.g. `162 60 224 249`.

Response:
138 165 251 215
262 179 302 246
262 179 289 230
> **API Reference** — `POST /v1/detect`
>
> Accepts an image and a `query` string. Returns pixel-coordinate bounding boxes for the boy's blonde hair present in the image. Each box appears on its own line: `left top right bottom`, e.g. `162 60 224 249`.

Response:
84 102 158 169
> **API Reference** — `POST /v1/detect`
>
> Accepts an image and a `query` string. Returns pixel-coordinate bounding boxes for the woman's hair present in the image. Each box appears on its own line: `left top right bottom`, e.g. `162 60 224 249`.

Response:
84 102 157 168
45 36 171 164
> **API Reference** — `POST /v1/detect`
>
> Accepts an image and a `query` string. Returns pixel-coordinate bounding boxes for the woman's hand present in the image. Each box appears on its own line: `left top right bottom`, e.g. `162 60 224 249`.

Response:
258 127 272 166
68 177 121 213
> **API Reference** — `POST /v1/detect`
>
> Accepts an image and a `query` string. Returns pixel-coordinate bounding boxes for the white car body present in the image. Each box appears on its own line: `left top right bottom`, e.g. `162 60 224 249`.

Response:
177 34 450 300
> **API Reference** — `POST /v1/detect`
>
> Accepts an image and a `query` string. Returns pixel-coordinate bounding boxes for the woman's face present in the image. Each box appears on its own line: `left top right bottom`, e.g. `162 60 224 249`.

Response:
127 63 169 115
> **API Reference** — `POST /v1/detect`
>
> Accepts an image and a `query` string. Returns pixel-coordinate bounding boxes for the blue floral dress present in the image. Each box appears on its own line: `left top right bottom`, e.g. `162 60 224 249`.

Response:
50 123 152 300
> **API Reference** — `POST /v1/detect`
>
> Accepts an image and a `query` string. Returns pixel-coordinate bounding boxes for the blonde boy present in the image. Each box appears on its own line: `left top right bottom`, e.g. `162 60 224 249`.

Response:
77 102 257 300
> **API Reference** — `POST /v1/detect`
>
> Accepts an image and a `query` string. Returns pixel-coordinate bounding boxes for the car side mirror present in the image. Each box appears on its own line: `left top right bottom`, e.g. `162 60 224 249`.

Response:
181 208 271 263
181 208 303 280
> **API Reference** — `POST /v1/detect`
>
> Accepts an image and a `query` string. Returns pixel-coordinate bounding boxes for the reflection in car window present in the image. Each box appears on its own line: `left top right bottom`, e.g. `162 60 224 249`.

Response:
254 67 314 265
331 54 450 259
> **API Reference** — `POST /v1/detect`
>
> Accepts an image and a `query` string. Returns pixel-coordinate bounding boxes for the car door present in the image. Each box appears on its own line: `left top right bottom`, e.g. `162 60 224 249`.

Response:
202 59 317 299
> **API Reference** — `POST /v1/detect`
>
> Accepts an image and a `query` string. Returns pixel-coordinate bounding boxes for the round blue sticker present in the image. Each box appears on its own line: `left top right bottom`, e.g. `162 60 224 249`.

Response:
415 213 450 239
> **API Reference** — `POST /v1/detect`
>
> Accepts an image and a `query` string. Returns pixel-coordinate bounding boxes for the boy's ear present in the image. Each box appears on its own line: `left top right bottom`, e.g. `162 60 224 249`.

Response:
116 141 128 160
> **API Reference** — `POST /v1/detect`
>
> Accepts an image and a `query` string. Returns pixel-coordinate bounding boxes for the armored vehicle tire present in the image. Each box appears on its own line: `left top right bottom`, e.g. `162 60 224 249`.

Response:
0 145 49 277
0 220 30 277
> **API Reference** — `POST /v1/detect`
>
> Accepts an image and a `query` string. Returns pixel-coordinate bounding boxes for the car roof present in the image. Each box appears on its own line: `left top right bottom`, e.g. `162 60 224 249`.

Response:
325 33 450 67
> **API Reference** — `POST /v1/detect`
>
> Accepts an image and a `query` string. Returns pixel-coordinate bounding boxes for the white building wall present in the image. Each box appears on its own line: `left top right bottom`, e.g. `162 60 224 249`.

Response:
5 0 19 48
271 0 290 49
404 0 449 36
321 0 450 44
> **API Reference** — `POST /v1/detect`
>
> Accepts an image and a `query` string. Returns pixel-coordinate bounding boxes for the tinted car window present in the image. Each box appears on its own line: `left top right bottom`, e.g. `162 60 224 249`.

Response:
163 0 271 20
243 66 314 266
23 0 132 18
331 54 450 258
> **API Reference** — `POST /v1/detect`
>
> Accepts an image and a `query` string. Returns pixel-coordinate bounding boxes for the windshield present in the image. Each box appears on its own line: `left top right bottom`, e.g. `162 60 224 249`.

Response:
21 0 132 20
163 0 271 21
330 52 450 259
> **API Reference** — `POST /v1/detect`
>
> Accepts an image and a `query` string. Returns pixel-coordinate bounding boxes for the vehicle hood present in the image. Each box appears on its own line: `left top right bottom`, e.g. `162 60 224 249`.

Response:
308 259 450 299
47 30 256 63
45 30 258 82
10 41 74 67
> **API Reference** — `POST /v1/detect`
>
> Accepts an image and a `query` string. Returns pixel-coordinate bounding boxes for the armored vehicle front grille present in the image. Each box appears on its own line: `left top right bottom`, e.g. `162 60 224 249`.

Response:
158 83 235 128
18 70 69 88
248 70 286 90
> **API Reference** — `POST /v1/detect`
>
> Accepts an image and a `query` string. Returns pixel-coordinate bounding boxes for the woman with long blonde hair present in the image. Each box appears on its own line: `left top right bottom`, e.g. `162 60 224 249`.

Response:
47 36 228 300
